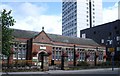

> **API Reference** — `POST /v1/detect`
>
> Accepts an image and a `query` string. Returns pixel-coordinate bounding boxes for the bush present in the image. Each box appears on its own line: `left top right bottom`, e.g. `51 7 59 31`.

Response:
77 61 89 66
97 61 120 68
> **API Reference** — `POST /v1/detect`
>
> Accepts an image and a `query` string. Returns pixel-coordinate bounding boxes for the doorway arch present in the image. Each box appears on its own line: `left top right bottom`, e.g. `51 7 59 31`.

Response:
37 50 49 71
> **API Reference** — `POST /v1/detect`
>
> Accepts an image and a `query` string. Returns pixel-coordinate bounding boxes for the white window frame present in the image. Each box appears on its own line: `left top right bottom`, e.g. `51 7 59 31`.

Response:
101 39 104 43
82 33 86 38
116 36 120 41
117 47 120 51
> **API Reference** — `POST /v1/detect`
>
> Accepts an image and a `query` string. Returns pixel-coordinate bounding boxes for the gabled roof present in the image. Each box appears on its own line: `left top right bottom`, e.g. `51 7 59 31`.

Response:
0 28 100 46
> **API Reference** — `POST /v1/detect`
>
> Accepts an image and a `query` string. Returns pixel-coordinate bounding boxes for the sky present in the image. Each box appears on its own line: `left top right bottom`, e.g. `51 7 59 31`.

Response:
0 0 119 35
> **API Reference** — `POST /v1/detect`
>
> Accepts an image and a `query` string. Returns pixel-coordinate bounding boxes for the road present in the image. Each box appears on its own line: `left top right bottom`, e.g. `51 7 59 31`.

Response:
1 68 120 76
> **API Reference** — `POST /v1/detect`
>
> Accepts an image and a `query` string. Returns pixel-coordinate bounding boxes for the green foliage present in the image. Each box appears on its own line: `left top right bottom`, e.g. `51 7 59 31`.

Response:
98 61 120 67
1 9 16 57
77 61 90 66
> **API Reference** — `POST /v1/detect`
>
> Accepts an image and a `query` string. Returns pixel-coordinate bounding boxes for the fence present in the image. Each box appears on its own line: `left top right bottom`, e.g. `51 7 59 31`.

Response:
1 60 120 72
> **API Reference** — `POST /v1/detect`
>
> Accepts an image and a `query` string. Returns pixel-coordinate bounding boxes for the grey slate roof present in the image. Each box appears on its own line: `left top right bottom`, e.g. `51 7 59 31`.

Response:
47 34 99 46
0 28 100 46
12 29 39 38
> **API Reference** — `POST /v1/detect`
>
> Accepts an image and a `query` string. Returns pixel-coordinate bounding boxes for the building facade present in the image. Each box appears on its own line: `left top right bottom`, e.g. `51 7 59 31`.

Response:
1 28 106 67
62 0 102 37
80 20 120 61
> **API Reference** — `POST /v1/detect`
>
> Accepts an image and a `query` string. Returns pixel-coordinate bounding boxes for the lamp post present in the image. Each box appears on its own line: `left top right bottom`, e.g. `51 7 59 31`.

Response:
111 52 115 71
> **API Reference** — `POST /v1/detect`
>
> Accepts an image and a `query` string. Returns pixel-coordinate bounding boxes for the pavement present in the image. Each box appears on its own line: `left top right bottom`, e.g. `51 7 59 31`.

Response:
47 68 120 74
0 68 120 76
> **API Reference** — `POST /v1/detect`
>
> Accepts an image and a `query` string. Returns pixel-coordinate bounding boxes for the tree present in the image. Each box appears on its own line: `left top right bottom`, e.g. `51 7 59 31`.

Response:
0 9 16 68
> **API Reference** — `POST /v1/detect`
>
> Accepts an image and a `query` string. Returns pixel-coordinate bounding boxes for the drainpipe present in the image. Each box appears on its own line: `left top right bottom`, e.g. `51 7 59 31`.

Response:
73 45 76 66
89 0 92 28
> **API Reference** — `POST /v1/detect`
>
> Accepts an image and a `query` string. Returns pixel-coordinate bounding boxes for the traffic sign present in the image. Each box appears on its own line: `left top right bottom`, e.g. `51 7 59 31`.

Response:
109 48 114 52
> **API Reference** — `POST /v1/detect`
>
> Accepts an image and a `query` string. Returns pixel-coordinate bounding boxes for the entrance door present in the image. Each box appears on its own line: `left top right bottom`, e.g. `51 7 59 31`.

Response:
38 51 49 71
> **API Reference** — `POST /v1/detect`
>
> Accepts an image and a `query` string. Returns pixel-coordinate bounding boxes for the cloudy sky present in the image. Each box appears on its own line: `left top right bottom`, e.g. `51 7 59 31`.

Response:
0 0 119 35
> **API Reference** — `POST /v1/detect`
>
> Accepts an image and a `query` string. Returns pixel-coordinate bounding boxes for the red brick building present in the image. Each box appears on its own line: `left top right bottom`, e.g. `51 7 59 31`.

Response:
1 28 106 66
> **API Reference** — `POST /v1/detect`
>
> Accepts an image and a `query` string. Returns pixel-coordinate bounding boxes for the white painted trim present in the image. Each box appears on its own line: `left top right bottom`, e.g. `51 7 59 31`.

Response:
33 43 105 52
40 46 46 50
33 43 105 50
33 43 52 46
